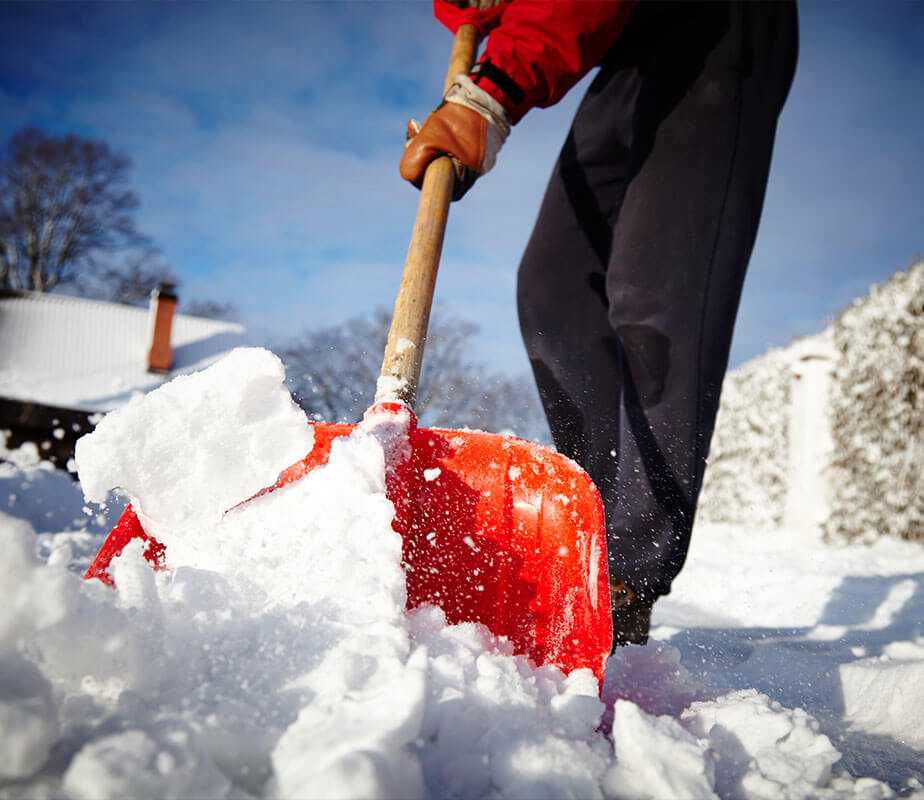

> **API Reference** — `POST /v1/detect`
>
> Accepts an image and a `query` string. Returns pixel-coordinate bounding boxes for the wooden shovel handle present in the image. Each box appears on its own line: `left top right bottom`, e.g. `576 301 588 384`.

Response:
376 24 480 407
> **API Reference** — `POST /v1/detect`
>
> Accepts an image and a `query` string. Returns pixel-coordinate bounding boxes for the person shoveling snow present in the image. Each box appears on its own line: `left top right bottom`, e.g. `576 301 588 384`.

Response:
401 0 797 644
1 346 918 798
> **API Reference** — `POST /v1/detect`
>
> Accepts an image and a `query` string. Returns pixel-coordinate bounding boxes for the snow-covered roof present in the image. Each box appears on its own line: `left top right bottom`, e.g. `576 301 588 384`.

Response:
0 290 247 412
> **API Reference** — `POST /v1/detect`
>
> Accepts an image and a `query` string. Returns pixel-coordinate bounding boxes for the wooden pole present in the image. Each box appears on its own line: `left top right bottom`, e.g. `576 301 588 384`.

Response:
376 24 479 406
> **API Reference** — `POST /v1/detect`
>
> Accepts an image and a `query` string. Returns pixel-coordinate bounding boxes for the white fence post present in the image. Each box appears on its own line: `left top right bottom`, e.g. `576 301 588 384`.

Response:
783 331 837 536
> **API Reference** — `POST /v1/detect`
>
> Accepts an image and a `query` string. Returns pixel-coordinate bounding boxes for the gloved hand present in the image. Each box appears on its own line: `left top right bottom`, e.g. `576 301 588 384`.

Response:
400 75 511 201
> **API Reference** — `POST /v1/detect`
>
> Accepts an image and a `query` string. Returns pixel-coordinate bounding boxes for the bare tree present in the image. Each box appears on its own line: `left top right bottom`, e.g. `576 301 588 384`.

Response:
280 309 548 440
0 128 145 292
79 248 177 305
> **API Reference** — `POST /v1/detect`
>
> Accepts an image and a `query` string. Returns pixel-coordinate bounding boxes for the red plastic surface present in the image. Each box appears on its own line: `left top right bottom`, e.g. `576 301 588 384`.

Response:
85 410 612 681
83 506 165 587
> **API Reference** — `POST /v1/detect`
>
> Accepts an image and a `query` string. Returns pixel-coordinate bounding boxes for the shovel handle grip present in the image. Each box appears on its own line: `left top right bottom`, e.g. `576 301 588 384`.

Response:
377 24 480 407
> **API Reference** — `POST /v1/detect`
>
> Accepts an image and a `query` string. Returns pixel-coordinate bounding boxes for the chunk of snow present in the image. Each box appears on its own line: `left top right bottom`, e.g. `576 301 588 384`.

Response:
0 437 40 469
0 513 73 648
75 347 312 545
681 689 842 800
605 700 717 800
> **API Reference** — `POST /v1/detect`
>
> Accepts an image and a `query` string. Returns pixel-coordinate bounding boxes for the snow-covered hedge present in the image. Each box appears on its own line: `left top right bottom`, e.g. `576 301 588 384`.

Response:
825 261 924 543
697 349 791 529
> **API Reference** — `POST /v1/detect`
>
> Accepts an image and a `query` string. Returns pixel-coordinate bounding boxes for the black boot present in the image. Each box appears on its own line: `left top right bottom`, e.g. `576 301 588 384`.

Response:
610 579 653 649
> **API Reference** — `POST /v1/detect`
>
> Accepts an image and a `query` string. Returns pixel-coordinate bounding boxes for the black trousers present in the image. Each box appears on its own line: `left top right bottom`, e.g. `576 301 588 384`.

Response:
518 2 798 601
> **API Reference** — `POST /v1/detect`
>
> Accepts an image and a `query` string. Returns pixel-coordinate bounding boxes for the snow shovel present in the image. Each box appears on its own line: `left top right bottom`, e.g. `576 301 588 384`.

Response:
85 25 613 682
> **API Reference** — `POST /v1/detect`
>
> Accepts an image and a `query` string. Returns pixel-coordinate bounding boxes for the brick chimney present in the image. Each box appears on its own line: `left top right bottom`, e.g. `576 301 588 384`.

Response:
147 282 178 373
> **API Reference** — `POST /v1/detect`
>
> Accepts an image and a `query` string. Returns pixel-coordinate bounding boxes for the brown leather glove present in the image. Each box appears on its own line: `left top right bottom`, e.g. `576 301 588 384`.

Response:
400 76 510 201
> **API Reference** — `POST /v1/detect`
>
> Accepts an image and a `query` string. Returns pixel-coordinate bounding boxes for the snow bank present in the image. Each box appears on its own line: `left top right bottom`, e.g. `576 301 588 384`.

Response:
0 349 916 798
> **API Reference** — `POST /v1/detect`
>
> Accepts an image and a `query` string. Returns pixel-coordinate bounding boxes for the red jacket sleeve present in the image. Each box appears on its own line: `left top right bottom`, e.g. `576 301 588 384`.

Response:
469 0 636 123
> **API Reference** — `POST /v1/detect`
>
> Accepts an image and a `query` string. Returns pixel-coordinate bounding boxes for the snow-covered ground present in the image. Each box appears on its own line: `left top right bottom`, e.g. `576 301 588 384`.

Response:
1 349 922 799
650 527 924 796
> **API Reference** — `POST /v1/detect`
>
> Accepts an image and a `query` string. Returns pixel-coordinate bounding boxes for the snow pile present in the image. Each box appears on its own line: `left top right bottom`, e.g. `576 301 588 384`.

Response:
0 348 917 798
826 261 924 543
698 349 791 528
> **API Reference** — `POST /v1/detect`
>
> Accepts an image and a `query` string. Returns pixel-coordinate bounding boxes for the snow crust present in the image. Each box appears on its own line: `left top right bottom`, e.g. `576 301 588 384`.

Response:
2 348 922 798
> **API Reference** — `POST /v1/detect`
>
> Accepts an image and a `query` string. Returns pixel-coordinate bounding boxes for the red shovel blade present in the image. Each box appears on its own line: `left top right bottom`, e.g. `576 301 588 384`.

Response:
85 408 612 681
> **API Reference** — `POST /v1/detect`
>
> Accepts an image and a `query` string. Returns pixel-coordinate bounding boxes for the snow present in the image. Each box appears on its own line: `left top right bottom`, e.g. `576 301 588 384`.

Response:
1 347 923 798
681 690 840 800
0 438 117 537
839 658 924 751
373 373 408 403
605 700 717 799
75 347 313 555
0 642 59 781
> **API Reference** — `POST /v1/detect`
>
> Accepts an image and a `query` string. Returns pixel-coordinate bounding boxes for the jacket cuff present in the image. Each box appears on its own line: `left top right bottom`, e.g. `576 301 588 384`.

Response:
469 58 532 124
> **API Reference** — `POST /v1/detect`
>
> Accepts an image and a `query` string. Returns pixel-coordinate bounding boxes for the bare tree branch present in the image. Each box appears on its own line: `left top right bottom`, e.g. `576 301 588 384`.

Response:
0 128 146 293
182 299 240 321
77 248 177 305
279 309 549 441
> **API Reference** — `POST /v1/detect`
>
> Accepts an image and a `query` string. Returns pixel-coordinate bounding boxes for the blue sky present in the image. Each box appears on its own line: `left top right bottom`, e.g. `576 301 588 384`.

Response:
2 1 922 376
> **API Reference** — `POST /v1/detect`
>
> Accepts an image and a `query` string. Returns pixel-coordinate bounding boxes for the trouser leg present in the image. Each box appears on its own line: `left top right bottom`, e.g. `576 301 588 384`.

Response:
518 1 798 602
